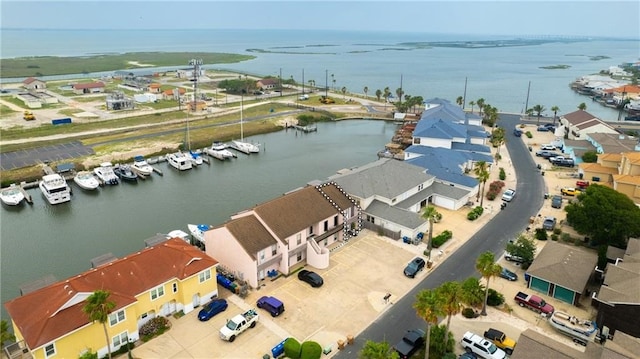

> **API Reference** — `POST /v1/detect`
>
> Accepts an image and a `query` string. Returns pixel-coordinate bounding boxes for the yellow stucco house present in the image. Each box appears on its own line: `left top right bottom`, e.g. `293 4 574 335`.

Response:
4 238 218 359
579 152 640 205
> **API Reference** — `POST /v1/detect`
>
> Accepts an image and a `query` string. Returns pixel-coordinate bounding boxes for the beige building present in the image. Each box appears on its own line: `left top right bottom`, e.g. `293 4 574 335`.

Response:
559 110 618 140
579 152 640 205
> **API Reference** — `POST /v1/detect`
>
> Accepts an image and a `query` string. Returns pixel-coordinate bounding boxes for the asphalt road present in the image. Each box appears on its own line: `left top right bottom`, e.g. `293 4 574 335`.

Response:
335 114 545 358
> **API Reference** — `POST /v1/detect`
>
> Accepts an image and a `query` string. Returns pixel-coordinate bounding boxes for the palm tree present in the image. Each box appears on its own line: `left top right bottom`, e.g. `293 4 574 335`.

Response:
578 102 587 111
383 87 391 110
456 96 463 108
395 87 404 105
532 104 546 125
421 205 441 262
491 127 506 158
475 252 502 316
83 290 116 359
331 73 335 90
461 277 485 309
476 98 485 117
1 320 15 347
473 161 489 206
375 89 382 101
363 86 369 99
469 100 476 114
551 105 559 126
436 281 463 348
414 289 444 359
358 340 399 359
341 86 347 99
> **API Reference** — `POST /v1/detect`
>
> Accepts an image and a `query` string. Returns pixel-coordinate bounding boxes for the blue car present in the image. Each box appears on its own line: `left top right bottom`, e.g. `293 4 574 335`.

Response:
198 298 228 321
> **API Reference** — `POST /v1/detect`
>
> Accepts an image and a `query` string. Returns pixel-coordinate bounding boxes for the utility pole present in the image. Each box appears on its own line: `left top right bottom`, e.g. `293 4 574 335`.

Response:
463 77 468 110
302 69 305 95
524 81 531 115
279 67 282 97
325 70 328 99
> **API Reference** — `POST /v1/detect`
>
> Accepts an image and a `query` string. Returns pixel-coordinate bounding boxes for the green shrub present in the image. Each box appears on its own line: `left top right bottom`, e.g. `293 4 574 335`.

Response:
535 228 548 241
462 307 477 318
553 228 562 235
284 337 302 359
79 351 98 359
114 342 135 355
561 233 572 242
432 230 453 248
525 131 533 138
499 167 506 180
467 206 484 220
139 317 170 342
551 234 559 241
300 341 323 359
487 289 505 306
486 191 497 201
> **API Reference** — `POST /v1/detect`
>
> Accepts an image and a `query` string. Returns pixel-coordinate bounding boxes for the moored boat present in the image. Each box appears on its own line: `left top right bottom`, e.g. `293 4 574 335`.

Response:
73 171 100 190
0 184 26 206
131 155 154 176
188 224 211 244
205 142 236 161
39 174 71 205
167 152 193 171
114 164 138 182
189 150 204 166
94 162 119 185
231 140 260 154
548 310 597 345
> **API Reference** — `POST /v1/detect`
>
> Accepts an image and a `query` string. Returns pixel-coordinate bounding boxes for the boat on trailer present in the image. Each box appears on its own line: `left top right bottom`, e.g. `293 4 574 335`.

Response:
548 310 597 345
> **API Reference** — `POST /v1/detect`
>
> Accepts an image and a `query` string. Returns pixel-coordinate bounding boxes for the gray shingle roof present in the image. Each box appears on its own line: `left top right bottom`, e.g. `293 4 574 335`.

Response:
329 158 434 200
365 199 425 229
526 241 597 292
226 215 278 259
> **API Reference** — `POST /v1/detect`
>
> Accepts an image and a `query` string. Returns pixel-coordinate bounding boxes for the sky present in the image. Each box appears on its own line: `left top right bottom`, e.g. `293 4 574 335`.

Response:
1 0 639 38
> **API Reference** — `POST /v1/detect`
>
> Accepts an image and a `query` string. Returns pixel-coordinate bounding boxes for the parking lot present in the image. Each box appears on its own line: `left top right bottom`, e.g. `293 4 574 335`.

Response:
133 231 428 358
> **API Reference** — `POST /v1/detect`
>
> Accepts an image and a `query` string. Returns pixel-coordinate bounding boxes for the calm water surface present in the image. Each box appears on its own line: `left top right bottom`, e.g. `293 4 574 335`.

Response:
0 120 396 319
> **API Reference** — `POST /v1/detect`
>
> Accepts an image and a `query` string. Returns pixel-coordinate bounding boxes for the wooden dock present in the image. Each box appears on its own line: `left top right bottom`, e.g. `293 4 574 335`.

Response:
18 183 33 204
293 125 318 133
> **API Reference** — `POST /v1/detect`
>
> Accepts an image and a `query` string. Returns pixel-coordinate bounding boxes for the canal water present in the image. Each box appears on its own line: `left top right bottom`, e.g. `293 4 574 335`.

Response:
0 120 397 319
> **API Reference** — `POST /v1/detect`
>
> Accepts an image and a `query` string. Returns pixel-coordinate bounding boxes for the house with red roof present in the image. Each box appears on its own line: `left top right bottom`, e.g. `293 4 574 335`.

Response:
72 82 105 95
4 238 218 359
22 77 46 91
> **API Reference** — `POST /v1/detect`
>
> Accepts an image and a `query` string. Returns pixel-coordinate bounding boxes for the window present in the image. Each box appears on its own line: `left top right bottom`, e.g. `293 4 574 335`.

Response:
324 220 328 231
112 331 128 347
172 282 178 293
334 215 338 226
418 184 424 191
297 252 302 261
150 285 165 300
199 269 211 283
271 244 277 256
259 250 265 262
296 233 302 245
308 226 314 235
109 309 125 326
45 343 56 357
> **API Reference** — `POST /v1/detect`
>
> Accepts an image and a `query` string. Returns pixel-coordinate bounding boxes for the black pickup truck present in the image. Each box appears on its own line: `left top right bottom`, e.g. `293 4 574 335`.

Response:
393 329 425 359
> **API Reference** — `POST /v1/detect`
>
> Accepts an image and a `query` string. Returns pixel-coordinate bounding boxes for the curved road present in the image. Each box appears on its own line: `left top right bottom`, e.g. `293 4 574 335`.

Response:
335 114 545 358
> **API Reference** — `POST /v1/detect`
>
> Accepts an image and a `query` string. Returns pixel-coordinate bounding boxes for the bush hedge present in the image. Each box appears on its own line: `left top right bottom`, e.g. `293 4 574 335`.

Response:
140 317 170 342
525 131 533 138
499 167 506 180
432 230 453 248
462 307 477 318
535 228 548 241
467 206 484 220
487 289 505 306
284 337 302 359
486 181 505 201
300 341 323 359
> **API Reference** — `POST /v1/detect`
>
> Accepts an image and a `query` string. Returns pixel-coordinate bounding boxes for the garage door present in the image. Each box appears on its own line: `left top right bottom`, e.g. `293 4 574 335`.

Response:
553 285 575 304
530 277 550 294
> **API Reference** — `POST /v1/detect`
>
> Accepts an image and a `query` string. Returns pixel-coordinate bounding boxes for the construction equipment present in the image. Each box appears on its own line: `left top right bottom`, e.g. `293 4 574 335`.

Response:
23 111 35 121
319 96 334 104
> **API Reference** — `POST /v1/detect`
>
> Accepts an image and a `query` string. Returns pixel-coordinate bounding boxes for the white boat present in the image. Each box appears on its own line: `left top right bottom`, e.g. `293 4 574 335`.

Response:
131 155 154 176
166 152 193 171
0 184 25 206
548 311 598 345
166 229 192 244
231 92 260 154
94 162 119 185
73 171 100 190
39 174 71 205
188 224 211 244
205 142 236 161
231 140 260 154
189 150 204 166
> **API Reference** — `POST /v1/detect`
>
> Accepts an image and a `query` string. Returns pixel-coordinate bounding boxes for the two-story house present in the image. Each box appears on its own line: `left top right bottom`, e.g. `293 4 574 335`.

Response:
4 238 218 359
204 182 360 288
578 150 640 205
559 110 619 140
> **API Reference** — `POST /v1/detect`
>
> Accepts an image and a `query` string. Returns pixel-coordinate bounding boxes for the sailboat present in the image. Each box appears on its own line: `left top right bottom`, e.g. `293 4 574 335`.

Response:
231 93 260 154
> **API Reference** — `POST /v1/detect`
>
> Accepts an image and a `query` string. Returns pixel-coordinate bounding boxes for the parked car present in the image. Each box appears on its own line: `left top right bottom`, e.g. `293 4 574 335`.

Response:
551 195 563 208
499 267 518 281
540 144 556 150
297 269 324 287
535 150 560 158
537 125 550 132
393 328 425 359
459 353 478 359
543 216 557 230
198 298 228 321
256 296 285 317
513 128 523 137
553 158 575 167
483 328 517 355
576 180 590 189
501 189 516 202
404 257 426 278
504 251 525 263
460 331 506 359
561 187 580 196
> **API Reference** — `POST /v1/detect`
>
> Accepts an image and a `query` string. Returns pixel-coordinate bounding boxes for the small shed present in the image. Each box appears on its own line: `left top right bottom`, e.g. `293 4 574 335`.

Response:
22 77 46 90
526 241 598 305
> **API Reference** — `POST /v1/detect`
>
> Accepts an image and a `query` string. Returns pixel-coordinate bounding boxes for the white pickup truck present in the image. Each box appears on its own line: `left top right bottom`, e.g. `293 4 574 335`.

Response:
219 309 259 342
